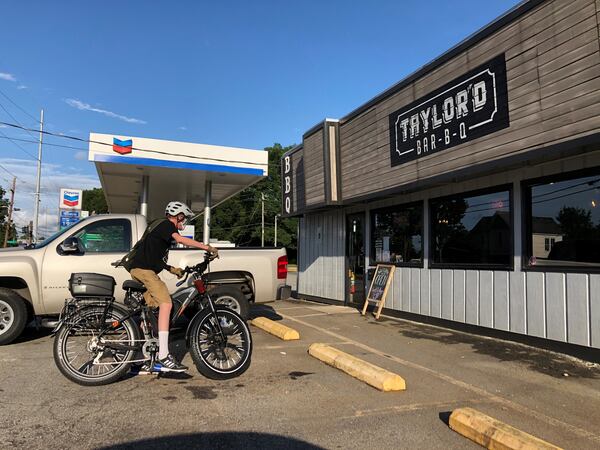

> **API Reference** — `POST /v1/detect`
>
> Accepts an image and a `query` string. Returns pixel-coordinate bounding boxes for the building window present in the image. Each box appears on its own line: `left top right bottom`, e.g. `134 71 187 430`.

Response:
525 170 600 269
430 187 511 268
370 202 423 266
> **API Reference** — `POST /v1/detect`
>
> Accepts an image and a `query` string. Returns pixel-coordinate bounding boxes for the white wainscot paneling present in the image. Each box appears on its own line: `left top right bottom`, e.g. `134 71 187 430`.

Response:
566 273 590 346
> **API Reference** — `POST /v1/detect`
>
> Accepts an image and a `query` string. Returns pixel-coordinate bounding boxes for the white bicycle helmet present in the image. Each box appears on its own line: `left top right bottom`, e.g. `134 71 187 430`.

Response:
165 201 193 218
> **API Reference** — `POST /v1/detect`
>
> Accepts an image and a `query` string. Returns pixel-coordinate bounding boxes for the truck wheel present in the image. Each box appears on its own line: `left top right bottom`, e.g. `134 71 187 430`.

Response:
0 288 28 345
210 286 250 320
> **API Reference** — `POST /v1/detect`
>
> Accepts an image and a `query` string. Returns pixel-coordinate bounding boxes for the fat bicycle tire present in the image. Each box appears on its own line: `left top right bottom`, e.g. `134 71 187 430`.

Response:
53 305 140 386
188 306 252 380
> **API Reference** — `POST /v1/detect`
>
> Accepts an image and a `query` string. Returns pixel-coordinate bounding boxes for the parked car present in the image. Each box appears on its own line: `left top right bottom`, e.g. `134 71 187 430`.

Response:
0 214 290 344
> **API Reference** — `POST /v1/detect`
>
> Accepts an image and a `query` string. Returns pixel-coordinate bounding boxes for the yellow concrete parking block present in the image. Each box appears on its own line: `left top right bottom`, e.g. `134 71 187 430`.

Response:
251 317 300 340
308 343 406 392
449 407 563 450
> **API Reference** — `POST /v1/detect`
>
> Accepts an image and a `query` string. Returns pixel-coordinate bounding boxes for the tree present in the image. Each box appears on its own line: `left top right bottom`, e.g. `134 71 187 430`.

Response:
0 186 17 246
82 188 108 214
200 143 298 260
557 206 594 240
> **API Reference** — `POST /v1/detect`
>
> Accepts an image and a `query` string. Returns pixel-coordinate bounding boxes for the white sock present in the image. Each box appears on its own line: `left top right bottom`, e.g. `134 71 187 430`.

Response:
158 331 169 359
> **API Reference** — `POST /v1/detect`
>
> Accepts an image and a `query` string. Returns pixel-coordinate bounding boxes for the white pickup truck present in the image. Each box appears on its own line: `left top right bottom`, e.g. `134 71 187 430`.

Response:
0 213 290 345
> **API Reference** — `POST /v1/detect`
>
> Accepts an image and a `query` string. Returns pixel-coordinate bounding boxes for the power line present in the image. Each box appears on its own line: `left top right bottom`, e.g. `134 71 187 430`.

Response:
0 133 283 174
531 178 600 200
0 88 40 125
0 120 271 169
532 185 599 205
0 163 17 179
0 129 37 160
0 101 38 141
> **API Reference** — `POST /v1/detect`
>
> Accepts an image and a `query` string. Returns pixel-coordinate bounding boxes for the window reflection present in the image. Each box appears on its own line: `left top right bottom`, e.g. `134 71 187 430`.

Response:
528 173 600 267
431 188 511 266
370 203 422 265
72 219 132 253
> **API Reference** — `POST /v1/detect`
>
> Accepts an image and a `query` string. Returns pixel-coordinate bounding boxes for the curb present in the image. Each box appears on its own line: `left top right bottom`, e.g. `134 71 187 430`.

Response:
449 407 563 450
251 317 300 340
308 343 406 392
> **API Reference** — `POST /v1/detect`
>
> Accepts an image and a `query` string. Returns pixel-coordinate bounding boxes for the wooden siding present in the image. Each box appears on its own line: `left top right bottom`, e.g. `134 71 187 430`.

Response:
303 129 326 207
339 0 600 201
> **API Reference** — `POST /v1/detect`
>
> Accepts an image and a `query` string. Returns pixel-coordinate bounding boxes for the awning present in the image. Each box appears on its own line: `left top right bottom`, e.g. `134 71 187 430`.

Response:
88 133 268 243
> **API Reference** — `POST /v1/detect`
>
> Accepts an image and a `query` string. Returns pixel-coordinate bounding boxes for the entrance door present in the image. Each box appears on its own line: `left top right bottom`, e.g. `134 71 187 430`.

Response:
346 213 365 305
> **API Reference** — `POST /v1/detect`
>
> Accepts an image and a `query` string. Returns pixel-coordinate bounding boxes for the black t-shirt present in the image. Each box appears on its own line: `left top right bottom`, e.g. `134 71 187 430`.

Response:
130 219 178 273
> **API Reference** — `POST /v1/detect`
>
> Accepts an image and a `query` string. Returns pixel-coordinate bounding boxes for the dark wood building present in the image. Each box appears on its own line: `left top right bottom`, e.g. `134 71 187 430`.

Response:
282 0 600 349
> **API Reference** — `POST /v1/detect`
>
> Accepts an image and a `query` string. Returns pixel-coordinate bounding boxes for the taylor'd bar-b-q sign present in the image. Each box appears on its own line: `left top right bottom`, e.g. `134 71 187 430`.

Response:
389 53 509 167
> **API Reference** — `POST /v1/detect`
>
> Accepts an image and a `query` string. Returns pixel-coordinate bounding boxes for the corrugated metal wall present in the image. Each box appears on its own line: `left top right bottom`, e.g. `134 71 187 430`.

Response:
297 210 345 301
383 268 599 348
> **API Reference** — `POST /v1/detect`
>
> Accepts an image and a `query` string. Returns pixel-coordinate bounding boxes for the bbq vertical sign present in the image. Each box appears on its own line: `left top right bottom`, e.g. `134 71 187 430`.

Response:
282 154 293 216
389 53 509 166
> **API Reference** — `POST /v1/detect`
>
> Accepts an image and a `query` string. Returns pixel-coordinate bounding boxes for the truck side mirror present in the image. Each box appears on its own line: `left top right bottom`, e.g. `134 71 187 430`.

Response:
60 237 84 254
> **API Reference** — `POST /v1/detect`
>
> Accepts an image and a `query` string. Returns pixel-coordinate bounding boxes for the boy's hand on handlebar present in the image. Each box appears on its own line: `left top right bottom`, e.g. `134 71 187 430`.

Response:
169 266 185 278
207 245 219 259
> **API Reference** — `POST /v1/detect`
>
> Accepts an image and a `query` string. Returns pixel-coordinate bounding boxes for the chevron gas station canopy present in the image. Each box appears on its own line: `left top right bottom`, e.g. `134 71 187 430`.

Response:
88 133 268 241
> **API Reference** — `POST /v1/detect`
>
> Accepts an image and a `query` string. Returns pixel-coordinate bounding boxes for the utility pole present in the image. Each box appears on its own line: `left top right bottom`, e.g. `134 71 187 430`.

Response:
261 193 265 248
274 213 280 247
33 109 44 244
3 177 16 248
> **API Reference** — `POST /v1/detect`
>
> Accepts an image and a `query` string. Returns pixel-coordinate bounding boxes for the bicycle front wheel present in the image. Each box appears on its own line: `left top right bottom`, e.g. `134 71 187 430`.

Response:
189 307 252 380
53 305 140 386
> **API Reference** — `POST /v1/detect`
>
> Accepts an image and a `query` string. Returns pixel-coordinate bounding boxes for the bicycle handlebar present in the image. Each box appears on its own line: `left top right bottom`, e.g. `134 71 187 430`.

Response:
175 252 217 287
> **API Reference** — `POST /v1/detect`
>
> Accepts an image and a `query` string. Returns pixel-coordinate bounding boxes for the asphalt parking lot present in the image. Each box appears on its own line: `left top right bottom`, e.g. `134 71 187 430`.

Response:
1 297 600 449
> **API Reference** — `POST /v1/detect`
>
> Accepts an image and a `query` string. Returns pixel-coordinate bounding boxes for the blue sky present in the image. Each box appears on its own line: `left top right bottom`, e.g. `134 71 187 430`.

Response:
0 0 521 235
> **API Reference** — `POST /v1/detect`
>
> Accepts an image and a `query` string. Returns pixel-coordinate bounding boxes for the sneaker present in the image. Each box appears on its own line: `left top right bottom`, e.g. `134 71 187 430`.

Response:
131 362 155 375
137 362 154 375
154 354 188 373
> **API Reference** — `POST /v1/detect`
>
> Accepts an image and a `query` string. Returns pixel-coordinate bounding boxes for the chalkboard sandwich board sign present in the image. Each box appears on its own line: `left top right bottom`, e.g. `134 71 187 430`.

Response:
361 264 395 320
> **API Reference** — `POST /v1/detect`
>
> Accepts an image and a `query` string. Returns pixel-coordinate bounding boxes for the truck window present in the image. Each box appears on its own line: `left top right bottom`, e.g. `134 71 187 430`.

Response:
71 219 132 253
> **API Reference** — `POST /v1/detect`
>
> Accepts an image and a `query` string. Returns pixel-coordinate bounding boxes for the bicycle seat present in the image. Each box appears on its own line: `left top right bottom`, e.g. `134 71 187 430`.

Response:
122 280 147 293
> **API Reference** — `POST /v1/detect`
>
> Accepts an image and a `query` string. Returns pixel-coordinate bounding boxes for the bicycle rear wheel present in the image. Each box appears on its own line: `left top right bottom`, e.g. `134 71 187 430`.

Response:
188 307 252 380
53 305 140 386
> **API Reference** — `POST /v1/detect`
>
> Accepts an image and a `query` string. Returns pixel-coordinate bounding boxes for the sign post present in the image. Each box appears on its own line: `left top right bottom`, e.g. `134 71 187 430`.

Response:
361 264 395 320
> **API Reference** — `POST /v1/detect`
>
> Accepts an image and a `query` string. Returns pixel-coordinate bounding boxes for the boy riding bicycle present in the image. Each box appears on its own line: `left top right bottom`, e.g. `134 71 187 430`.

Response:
125 201 218 372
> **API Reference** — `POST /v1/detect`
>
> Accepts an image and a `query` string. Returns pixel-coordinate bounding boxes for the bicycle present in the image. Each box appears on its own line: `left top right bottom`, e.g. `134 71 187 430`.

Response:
53 253 252 386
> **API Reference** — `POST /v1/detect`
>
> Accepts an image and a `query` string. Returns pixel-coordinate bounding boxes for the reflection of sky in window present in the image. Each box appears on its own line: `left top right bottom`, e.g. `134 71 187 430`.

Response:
531 175 600 224
462 191 510 230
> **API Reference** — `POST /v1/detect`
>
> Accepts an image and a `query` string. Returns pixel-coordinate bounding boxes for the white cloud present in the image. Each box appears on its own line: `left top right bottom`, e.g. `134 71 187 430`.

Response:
0 157 100 237
178 126 187 131
74 151 88 161
65 98 147 125
17 85 27 90
0 73 16 82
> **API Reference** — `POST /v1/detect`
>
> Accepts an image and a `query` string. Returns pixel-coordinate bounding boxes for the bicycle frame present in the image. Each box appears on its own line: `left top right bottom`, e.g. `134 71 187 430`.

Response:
52 254 225 366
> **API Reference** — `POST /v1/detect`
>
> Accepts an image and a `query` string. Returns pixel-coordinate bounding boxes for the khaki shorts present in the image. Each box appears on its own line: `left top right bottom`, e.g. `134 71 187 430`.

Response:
130 268 172 307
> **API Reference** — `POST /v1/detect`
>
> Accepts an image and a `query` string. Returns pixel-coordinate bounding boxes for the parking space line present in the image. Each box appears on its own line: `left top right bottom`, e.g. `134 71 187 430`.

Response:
291 313 330 318
261 341 353 350
273 306 309 310
342 398 492 420
279 312 600 443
